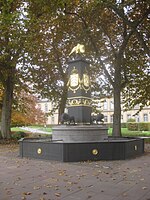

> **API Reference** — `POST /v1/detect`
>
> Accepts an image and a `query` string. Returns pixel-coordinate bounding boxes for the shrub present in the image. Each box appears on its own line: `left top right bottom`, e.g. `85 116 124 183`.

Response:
11 131 27 140
127 123 138 131
11 122 31 127
107 123 113 128
121 123 127 128
127 118 136 122
138 123 150 131
127 122 150 131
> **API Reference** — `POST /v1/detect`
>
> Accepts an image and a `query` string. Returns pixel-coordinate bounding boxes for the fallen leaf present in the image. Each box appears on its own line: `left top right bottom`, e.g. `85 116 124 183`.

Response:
55 193 61 197
33 186 40 190
21 196 26 200
140 178 144 181
142 187 147 190
86 185 93 188
23 192 32 195
6 190 12 195
16 177 21 181
103 166 109 169
123 193 127 196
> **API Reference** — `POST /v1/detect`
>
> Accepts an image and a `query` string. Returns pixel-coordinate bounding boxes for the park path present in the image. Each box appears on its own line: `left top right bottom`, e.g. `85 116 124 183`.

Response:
19 127 51 134
0 143 150 200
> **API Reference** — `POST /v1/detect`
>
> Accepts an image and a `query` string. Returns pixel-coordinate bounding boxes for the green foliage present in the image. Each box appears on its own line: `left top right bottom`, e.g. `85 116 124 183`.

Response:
121 123 127 128
127 123 139 131
138 123 150 131
11 122 30 127
108 123 127 129
11 131 27 140
127 123 150 131
127 118 136 122
108 127 150 136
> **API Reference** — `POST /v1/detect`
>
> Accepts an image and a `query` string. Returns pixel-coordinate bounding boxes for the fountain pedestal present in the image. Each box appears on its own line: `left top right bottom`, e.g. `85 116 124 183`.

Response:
19 52 144 162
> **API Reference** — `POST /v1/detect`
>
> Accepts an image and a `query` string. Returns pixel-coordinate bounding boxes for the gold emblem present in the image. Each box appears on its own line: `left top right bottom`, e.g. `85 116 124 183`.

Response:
92 149 99 155
67 67 91 93
70 73 79 87
37 148 42 154
134 145 138 151
83 74 90 87
67 67 80 93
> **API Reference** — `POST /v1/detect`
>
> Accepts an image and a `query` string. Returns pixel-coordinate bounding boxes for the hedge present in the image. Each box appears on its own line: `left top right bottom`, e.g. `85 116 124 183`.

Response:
127 122 150 131
107 123 127 128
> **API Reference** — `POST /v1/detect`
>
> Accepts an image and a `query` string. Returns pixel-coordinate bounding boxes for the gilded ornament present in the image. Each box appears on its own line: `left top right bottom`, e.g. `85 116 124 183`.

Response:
69 44 85 55
67 67 91 93
92 149 99 155
134 145 138 151
37 148 42 154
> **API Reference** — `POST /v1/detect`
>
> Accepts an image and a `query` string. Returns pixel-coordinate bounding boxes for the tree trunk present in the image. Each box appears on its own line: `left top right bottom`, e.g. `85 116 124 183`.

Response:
112 86 122 137
58 84 68 123
112 60 122 137
1 74 14 139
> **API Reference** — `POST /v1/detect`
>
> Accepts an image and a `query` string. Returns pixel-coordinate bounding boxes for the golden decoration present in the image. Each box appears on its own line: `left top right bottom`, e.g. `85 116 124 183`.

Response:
67 67 91 93
134 145 138 151
92 149 99 155
69 44 85 55
37 148 42 154
67 97 92 107
67 67 80 93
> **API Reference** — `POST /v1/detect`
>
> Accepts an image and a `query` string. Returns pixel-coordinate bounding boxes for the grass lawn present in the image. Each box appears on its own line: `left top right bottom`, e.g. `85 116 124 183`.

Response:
11 127 24 132
11 126 52 133
108 128 150 137
9 126 150 142
11 126 150 136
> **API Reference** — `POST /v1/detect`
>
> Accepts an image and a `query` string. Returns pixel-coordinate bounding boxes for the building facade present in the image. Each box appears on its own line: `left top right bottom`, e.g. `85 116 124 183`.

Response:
38 98 150 125
37 99 59 125
95 98 150 123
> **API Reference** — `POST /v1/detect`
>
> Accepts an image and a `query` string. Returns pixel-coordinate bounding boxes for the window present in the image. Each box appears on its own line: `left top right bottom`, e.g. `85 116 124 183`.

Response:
127 114 131 120
110 100 114 110
110 115 113 123
45 103 48 112
136 115 140 122
103 100 108 110
143 114 148 122
97 102 101 108
51 116 55 124
104 116 108 122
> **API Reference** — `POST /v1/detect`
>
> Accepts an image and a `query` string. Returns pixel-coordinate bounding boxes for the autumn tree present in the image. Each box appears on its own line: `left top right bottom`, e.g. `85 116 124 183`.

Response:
22 1 78 118
11 91 46 126
0 0 63 138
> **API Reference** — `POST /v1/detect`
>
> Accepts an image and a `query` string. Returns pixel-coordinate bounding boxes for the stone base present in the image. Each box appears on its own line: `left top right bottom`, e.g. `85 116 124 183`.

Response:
52 125 108 142
19 137 144 162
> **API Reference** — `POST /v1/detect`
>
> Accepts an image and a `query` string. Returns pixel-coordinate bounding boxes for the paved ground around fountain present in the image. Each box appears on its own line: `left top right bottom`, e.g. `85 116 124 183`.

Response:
0 143 150 200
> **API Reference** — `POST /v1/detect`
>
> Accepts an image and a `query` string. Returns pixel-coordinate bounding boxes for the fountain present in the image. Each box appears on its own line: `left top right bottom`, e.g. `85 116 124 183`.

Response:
19 44 144 162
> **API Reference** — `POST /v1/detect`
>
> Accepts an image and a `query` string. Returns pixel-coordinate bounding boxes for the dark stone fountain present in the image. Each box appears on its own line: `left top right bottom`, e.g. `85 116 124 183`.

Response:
19 45 144 162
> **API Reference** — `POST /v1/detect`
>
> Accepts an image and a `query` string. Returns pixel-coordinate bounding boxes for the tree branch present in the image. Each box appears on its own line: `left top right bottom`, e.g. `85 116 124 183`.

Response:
64 6 114 87
110 5 150 56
